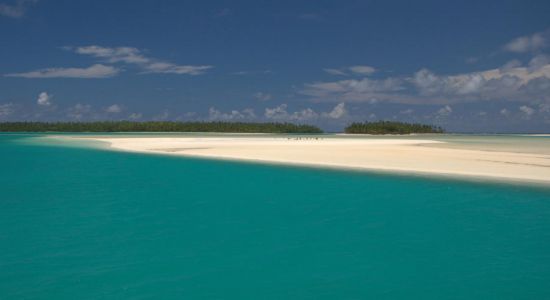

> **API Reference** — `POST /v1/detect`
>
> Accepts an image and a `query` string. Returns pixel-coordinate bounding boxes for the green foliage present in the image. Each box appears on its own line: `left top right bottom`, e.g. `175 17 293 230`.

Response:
345 121 444 134
0 121 323 134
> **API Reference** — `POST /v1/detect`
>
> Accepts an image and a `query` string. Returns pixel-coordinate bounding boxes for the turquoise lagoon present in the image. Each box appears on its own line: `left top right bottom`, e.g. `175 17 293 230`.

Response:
1 134 550 299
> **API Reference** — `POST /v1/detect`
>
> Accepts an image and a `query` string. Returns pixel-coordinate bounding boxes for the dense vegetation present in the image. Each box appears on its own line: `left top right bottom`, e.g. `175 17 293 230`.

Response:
0 121 323 133
345 121 444 134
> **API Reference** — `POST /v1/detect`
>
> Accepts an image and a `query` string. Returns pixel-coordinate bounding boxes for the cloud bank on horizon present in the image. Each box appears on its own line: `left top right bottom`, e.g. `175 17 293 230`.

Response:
0 0 549 132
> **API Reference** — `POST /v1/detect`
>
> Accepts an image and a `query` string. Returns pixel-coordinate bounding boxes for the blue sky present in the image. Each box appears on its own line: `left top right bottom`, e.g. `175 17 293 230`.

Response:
1 0 550 132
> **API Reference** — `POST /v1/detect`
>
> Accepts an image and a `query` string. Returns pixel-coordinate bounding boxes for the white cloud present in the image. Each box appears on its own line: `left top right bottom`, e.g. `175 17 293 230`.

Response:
528 54 550 71
412 64 550 103
264 104 289 120
503 30 548 53
324 66 376 76
264 103 347 121
37 92 51 106
324 102 347 119
105 104 122 113
153 110 170 121
304 54 550 105
293 108 318 120
72 45 213 75
128 113 142 120
437 105 453 117
500 60 522 71
349 65 376 75
324 68 348 76
301 77 406 104
412 69 486 96
253 92 272 101
519 105 535 117
0 103 15 117
67 104 92 120
209 107 256 120
500 108 510 116
400 108 414 115
181 111 197 120
304 77 403 96
0 0 36 18
265 104 317 121
264 104 319 121
242 108 256 118
143 63 212 75
6 64 119 78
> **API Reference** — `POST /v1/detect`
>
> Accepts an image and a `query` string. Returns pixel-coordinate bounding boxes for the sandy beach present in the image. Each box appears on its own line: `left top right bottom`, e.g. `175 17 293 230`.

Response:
76 136 550 184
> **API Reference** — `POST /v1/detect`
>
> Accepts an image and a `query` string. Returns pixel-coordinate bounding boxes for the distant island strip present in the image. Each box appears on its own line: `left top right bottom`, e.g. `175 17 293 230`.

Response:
0 121 322 133
345 121 444 134
0 121 444 134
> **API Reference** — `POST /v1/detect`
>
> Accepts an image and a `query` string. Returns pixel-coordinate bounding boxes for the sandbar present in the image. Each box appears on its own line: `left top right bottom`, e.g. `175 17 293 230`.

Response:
72 136 550 184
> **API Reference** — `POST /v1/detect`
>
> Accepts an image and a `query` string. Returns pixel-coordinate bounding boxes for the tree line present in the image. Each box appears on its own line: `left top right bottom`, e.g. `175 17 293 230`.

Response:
0 121 323 133
345 121 444 134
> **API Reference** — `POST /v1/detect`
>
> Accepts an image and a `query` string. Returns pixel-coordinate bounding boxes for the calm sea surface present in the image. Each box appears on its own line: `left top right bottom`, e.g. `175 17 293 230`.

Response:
1 134 550 299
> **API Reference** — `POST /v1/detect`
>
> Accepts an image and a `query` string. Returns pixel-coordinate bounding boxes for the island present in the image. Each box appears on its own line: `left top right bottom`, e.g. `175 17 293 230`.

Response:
0 121 323 134
345 121 444 134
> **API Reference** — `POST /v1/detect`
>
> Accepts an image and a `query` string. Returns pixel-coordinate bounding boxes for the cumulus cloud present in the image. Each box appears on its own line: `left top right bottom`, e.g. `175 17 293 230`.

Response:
128 113 142 120
500 108 510 116
324 65 376 76
72 45 213 75
264 103 347 121
105 104 122 113
264 104 290 120
209 107 256 120
349 65 376 75
301 77 405 104
143 63 212 75
264 104 318 121
436 105 453 117
0 0 36 18
412 68 486 96
153 110 170 121
37 92 51 106
500 60 522 71
324 102 347 119
528 54 550 71
503 30 548 53
6 64 119 78
304 77 403 95
519 105 535 117
324 68 348 76
253 92 272 102
303 57 550 105
67 104 92 120
74 46 149 64
0 103 15 117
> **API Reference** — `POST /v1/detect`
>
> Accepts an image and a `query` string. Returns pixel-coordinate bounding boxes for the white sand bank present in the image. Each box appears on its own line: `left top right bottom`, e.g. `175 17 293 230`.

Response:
76 136 550 184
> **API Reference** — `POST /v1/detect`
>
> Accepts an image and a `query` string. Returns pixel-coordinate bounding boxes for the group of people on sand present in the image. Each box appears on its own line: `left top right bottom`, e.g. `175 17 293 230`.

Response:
287 137 323 140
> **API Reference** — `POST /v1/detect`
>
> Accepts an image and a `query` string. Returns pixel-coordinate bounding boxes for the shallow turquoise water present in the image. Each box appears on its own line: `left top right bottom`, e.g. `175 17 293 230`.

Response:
1 134 550 299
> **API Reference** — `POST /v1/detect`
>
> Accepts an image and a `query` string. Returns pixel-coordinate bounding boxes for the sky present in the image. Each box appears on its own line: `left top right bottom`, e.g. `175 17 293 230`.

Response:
1 0 550 132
